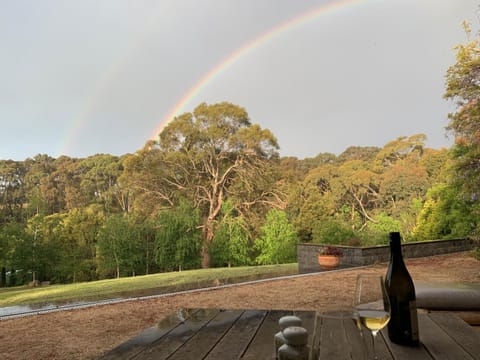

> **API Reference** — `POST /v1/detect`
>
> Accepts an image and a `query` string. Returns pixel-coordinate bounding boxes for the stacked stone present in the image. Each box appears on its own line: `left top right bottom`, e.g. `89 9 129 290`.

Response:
274 315 309 360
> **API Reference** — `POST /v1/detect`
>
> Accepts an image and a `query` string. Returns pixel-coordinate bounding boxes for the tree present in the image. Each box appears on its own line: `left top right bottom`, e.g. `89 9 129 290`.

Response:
287 164 339 242
20 213 64 282
34 155 69 215
374 134 426 169
60 207 103 282
154 200 202 271
23 155 61 217
80 154 125 213
380 162 429 215
311 219 357 245
96 214 142 278
287 182 336 242
419 148 450 184
124 102 280 268
0 160 26 222
0 221 25 284
255 209 297 265
413 183 476 240
336 160 380 228
338 146 381 163
52 156 84 211
210 200 251 267
301 152 338 170
364 212 401 245
444 23 480 214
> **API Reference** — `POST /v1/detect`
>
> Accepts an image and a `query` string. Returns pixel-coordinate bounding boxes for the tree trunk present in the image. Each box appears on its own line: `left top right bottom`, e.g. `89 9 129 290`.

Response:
0 267 5 287
201 221 215 268
201 245 211 269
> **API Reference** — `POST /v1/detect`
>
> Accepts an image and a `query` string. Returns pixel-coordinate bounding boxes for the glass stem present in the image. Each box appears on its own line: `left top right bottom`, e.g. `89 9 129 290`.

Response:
371 332 378 360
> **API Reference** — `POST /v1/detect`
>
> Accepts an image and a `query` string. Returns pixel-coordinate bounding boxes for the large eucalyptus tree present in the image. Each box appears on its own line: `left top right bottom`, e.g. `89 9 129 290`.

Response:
123 102 280 267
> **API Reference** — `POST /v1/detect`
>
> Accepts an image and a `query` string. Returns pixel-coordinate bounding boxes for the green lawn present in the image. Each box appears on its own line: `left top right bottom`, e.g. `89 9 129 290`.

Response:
0 263 298 308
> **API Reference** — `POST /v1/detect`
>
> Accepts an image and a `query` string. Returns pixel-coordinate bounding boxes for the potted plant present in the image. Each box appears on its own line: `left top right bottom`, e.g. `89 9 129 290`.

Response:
318 246 343 270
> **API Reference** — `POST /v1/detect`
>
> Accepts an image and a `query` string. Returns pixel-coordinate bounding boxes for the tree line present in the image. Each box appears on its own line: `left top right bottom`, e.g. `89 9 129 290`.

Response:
1 27 479 285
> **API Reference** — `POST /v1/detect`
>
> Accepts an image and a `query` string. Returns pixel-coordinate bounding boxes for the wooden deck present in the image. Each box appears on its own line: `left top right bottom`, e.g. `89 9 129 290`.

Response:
100 308 480 359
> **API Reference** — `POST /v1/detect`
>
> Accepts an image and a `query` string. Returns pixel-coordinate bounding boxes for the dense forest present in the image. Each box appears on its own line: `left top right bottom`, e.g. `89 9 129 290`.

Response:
1 27 479 285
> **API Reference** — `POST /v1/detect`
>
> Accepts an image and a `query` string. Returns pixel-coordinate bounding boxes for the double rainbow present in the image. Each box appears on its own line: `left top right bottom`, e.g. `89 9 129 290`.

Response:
150 0 361 140
61 0 362 156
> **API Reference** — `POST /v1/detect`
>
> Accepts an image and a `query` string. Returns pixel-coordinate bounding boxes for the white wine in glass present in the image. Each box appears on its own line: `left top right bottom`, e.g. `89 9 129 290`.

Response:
358 309 391 334
354 275 391 360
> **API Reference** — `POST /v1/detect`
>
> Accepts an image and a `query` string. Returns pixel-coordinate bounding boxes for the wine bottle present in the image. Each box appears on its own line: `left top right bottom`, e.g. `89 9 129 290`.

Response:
385 232 419 346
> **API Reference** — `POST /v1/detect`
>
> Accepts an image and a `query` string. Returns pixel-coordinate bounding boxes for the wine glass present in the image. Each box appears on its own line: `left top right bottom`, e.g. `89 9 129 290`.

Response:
354 274 391 360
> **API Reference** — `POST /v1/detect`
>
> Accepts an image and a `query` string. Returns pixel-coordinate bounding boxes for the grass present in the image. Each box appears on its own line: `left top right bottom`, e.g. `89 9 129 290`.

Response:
0 263 298 308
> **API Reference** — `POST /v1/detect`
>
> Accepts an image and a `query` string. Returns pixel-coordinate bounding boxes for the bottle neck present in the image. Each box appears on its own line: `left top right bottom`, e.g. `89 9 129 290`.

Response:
390 238 404 261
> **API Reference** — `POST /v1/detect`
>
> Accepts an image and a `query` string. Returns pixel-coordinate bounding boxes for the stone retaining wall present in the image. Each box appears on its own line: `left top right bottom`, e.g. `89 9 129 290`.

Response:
297 238 476 274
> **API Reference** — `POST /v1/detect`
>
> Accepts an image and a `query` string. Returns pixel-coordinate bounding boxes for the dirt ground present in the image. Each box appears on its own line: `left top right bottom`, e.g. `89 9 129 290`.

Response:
0 252 478 360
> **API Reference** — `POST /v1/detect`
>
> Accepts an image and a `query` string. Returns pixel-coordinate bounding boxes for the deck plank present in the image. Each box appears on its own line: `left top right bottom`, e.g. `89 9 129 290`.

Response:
204 310 267 360
167 309 244 360
99 309 201 360
316 315 370 360
428 313 480 359
417 313 473 360
241 310 291 360
100 310 480 360
133 308 220 360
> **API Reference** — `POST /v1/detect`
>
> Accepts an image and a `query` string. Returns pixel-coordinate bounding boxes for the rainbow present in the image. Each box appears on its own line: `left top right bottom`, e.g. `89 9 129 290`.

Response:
57 1 167 157
150 0 362 140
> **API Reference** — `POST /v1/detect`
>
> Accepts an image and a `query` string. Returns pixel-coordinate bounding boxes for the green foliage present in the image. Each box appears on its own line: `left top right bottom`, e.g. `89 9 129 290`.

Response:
8 269 17 287
210 219 251 267
0 267 5 287
154 200 202 271
0 160 27 222
444 24 480 228
413 183 476 241
374 134 426 168
2 208 105 284
21 214 65 282
351 213 400 246
210 201 251 267
58 207 104 282
338 146 381 163
97 214 145 278
124 102 281 268
287 165 338 242
255 209 297 265
79 154 124 213
366 213 401 240
2 88 478 285
380 162 429 212
396 198 424 241
311 219 356 245
0 221 25 270
301 152 338 170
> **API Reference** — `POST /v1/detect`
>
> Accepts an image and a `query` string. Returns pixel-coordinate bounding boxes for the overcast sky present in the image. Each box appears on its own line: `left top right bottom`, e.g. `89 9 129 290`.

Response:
1 0 478 161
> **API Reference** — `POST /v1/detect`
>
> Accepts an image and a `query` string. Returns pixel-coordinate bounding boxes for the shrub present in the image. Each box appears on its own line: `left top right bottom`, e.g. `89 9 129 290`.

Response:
312 220 356 245
255 209 297 265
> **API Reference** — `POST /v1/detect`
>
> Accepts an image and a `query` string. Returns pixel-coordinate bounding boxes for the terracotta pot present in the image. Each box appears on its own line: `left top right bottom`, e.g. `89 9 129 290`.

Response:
318 255 340 270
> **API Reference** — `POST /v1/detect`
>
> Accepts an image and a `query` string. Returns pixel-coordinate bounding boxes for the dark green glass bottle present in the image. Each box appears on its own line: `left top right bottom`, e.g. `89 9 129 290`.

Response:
385 232 419 346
